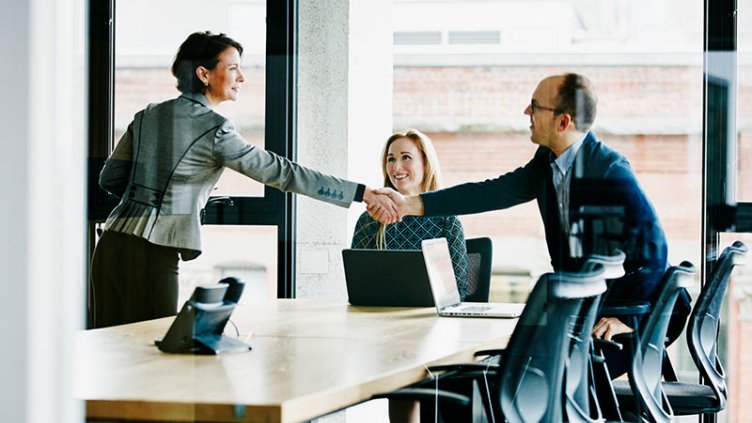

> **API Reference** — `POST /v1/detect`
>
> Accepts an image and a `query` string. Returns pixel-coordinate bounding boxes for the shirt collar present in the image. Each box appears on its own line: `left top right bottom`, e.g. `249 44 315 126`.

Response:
551 135 586 175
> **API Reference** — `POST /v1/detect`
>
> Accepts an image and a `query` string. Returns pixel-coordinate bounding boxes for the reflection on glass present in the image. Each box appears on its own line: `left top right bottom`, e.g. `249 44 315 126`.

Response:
729 2 752 421
178 226 278 304
718 233 752 423
392 0 703 280
490 272 533 303
738 0 752 202
114 0 267 197
391 0 704 416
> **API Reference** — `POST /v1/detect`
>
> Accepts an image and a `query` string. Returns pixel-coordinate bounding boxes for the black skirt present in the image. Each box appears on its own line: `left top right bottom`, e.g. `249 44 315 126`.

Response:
89 230 179 328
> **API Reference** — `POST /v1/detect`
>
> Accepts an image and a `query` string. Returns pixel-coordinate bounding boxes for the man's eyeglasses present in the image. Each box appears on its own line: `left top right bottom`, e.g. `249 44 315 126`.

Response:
530 99 561 115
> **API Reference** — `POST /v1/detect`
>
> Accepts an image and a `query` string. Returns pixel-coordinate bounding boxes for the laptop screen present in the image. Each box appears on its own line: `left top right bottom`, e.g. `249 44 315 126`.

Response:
421 238 462 309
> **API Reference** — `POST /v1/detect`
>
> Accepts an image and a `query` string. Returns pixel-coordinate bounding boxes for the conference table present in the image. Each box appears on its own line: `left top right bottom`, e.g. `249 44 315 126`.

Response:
77 299 518 423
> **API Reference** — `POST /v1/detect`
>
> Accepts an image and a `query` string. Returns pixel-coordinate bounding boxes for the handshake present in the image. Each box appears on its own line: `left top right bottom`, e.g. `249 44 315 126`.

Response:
363 187 420 224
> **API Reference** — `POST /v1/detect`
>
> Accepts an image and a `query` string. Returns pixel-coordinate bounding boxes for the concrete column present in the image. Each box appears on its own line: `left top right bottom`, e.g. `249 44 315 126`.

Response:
296 0 393 299
0 0 86 421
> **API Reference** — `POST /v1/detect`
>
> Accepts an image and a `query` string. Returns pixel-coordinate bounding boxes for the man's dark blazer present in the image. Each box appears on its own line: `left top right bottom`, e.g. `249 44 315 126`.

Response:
421 131 690 339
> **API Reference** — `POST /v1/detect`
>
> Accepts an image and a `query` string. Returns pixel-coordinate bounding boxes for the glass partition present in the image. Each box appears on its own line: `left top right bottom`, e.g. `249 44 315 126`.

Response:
392 0 703 300
390 2 711 421
738 0 752 203
179 226 278 302
114 0 267 197
110 0 283 300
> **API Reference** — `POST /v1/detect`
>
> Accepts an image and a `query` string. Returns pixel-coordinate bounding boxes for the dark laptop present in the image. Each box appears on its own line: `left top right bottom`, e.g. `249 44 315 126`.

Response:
341 249 435 307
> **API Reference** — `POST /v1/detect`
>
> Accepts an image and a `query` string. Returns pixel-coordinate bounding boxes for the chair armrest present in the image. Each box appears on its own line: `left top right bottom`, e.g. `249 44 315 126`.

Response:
474 348 505 358
599 301 651 317
593 337 624 351
372 388 471 407
428 363 500 373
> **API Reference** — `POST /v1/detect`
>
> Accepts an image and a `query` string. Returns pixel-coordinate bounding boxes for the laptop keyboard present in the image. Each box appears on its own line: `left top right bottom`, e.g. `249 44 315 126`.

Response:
456 305 493 313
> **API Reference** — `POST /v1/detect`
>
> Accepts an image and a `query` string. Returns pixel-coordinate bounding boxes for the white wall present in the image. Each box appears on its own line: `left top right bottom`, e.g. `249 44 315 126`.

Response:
0 0 86 421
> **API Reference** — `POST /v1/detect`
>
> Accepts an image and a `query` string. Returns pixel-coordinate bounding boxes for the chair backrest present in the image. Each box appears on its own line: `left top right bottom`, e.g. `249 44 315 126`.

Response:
564 251 626 423
494 265 607 423
687 240 747 410
579 250 626 281
578 249 627 321
465 237 493 302
629 262 696 423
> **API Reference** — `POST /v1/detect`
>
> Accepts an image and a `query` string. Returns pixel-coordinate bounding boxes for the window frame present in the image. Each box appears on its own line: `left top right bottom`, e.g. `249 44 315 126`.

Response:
704 1 748 422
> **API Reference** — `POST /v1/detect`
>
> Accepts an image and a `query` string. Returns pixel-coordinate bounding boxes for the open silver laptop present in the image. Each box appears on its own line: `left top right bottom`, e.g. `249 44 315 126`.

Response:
421 238 525 318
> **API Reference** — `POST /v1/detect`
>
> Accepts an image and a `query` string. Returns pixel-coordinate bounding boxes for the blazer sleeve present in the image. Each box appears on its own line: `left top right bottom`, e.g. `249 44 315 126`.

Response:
99 122 135 198
444 216 469 300
212 120 360 208
599 157 668 304
421 147 547 217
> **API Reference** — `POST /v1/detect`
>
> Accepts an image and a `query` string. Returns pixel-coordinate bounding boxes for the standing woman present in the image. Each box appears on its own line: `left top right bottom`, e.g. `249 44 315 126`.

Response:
91 31 395 328
351 129 469 298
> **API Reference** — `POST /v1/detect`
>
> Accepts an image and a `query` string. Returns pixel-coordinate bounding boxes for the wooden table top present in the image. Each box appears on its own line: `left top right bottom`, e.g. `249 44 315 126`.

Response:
77 299 517 423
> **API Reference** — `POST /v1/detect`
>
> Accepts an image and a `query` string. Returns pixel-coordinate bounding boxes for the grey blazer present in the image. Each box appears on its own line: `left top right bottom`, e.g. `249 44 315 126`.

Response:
100 93 359 260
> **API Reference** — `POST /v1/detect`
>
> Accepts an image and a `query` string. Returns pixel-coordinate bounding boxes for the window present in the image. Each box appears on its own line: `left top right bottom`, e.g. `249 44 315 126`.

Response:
87 0 298 318
390 0 717 414
737 0 752 204
392 0 703 292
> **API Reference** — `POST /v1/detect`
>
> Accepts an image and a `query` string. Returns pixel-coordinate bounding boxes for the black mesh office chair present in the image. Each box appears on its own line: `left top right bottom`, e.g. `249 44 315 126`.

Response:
605 262 696 423
373 265 607 423
565 251 626 423
565 280 610 423
465 237 493 303
658 241 746 416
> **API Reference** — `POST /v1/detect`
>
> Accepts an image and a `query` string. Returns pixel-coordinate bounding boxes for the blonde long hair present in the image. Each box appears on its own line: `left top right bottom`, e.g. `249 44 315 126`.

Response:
376 129 442 248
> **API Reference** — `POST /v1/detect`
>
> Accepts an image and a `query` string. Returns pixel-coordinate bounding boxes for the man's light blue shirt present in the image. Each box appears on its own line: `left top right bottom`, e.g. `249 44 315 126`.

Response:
550 136 585 236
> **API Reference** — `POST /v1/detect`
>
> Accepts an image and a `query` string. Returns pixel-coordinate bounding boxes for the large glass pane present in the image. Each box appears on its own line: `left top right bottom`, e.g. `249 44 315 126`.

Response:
393 0 703 294
719 234 752 422
114 0 267 197
179 226 278 302
730 1 752 421
90 224 278 304
739 0 752 203
392 0 704 411
719 233 752 422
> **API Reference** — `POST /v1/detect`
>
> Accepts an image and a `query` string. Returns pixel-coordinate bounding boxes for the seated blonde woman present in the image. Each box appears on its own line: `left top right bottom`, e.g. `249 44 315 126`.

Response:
351 129 469 299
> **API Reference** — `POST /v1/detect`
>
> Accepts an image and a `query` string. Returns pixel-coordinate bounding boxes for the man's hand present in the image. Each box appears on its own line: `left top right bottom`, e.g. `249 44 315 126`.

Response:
362 186 400 224
375 188 405 218
592 317 634 341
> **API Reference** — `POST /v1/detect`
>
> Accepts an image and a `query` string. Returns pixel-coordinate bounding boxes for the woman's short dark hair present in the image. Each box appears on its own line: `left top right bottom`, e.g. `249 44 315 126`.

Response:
556 73 597 132
171 31 244 94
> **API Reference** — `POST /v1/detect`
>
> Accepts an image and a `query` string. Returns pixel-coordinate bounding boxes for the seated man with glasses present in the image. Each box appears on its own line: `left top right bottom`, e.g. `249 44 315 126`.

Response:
371 72 691 378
